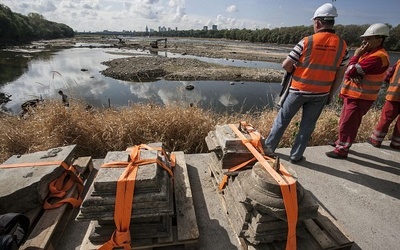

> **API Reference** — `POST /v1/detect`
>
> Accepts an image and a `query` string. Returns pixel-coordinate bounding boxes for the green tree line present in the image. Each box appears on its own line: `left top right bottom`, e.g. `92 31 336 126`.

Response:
0 4 74 45
152 23 400 51
2 2 400 51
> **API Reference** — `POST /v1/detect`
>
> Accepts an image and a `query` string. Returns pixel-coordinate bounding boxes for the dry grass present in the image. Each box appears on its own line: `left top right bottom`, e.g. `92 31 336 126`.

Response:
0 100 391 163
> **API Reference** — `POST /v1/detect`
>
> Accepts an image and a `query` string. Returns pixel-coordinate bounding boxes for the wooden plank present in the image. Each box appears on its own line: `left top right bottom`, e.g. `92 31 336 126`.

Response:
303 219 336 249
208 169 250 250
80 220 97 250
80 222 198 250
237 205 355 250
238 237 249 250
315 206 354 247
48 157 96 250
23 207 43 228
207 152 224 185
71 156 94 180
173 151 199 242
20 156 93 250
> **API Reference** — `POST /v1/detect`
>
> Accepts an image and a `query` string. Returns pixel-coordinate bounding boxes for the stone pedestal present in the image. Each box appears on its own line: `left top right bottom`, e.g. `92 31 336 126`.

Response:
206 124 320 245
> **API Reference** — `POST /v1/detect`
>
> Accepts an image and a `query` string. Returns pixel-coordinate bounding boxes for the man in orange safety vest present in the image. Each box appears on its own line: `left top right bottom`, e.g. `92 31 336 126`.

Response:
263 3 349 163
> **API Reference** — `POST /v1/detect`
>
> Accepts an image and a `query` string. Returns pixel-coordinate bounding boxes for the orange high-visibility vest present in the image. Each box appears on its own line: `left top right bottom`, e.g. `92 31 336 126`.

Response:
341 48 389 100
386 59 400 102
291 32 347 93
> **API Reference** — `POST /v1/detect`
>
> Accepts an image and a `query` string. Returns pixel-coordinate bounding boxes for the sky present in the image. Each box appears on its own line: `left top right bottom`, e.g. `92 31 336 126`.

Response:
1 0 400 32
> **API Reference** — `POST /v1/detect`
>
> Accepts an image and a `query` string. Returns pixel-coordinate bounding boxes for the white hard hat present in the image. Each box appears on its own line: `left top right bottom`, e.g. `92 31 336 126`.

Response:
360 23 390 37
311 3 338 20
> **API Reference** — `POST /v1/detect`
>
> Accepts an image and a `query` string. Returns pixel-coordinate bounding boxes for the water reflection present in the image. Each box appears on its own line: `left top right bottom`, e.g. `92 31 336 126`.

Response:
0 47 281 114
0 51 31 85
121 79 280 113
5 45 398 114
160 51 282 69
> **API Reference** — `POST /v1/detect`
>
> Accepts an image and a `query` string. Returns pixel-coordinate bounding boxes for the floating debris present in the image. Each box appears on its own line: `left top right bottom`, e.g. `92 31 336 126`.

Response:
185 84 195 90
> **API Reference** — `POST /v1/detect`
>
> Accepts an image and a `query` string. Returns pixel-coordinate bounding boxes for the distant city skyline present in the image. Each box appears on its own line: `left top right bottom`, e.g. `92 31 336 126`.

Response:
1 1 399 32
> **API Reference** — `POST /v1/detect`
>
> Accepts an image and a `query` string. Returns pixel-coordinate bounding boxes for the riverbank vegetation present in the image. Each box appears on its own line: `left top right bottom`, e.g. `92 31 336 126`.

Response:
0 99 389 163
2 2 400 51
149 24 400 51
0 4 74 45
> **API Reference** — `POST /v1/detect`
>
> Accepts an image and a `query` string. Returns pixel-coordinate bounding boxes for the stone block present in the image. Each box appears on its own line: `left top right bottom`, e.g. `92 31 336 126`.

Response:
0 145 77 214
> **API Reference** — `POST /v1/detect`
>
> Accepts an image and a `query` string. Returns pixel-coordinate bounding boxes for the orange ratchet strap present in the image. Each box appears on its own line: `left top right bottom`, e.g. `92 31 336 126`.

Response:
219 122 272 190
99 144 174 250
219 157 257 190
0 161 84 210
225 122 298 250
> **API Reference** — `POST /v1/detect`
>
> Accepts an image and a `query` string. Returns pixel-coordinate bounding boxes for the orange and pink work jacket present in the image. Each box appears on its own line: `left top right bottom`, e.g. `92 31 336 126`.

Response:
386 59 400 102
341 48 389 100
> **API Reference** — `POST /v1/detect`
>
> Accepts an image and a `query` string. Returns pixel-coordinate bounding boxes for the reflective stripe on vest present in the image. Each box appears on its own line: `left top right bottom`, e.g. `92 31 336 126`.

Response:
291 32 346 93
386 59 400 102
341 49 389 100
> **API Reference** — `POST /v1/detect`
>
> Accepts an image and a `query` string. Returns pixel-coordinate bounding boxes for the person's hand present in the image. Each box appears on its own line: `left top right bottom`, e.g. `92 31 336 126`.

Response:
350 75 363 86
354 41 369 57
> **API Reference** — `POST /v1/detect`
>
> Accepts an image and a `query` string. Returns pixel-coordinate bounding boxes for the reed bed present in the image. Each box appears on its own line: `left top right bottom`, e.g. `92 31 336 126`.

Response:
0 99 390 163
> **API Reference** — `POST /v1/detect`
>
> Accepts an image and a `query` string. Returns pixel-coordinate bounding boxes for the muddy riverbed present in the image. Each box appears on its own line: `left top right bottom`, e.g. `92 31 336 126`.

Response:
28 36 289 83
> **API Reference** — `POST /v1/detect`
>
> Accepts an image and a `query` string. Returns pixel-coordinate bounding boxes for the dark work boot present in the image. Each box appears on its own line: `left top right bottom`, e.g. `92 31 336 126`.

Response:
366 138 381 148
325 151 347 159
327 141 336 147
390 143 400 150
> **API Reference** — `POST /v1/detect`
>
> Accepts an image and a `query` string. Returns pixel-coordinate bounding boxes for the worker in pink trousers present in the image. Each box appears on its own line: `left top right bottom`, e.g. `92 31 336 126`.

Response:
367 59 400 150
326 23 391 159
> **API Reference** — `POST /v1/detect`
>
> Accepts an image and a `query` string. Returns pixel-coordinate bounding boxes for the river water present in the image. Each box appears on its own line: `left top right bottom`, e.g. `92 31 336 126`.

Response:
1 42 399 114
0 45 283 114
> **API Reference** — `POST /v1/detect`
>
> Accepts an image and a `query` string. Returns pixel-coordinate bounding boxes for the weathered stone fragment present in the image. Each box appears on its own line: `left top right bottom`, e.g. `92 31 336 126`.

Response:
205 125 254 169
88 216 172 242
219 162 319 244
0 145 77 214
78 145 176 245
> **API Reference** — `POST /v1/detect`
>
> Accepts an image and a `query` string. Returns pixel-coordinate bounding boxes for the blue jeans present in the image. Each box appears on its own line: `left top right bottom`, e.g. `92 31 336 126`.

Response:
265 92 328 160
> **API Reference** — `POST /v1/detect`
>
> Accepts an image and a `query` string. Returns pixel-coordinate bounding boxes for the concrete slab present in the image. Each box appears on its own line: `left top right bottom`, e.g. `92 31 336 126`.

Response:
184 154 241 249
274 141 399 250
56 142 399 250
